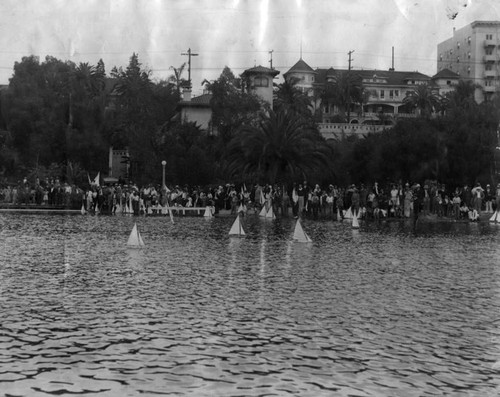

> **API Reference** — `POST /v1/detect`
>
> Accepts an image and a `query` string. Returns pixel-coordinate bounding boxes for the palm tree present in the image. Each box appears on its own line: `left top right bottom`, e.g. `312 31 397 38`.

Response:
403 83 441 117
168 63 188 94
225 109 332 184
320 71 363 122
274 77 313 118
443 80 478 117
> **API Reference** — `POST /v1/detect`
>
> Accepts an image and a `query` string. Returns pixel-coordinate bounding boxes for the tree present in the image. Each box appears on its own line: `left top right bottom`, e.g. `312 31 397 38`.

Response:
320 71 363 122
168 63 188 94
108 53 179 184
403 83 441 118
224 109 332 184
274 77 313 118
203 66 263 144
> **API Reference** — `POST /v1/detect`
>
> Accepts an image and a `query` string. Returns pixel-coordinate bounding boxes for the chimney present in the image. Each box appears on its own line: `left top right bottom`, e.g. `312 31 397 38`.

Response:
389 46 395 71
182 88 192 102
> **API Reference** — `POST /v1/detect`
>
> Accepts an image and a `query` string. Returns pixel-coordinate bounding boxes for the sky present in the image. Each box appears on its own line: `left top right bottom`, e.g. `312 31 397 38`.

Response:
1 0 499 95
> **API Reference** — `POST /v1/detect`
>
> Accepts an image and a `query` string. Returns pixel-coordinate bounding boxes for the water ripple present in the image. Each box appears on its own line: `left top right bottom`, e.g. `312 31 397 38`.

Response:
0 213 499 396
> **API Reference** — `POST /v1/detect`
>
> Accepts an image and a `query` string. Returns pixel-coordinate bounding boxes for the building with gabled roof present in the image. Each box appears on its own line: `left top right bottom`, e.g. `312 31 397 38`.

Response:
430 68 460 97
283 58 317 96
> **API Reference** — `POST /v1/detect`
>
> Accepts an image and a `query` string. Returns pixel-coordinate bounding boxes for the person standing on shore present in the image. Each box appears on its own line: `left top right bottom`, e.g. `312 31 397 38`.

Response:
413 184 424 227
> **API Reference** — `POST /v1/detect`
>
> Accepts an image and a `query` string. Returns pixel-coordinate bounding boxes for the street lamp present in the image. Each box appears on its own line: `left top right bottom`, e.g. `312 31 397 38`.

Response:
161 160 167 189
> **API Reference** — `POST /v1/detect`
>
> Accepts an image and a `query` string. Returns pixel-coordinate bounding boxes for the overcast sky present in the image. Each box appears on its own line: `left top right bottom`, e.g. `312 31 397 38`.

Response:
1 0 498 95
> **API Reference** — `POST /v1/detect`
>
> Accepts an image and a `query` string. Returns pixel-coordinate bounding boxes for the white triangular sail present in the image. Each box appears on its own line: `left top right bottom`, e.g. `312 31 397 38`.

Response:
204 206 213 217
229 215 245 236
265 206 275 219
259 205 267 217
344 207 353 219
352 212 360 229
127 223 145 248
490 211 498 222
293 219 312 243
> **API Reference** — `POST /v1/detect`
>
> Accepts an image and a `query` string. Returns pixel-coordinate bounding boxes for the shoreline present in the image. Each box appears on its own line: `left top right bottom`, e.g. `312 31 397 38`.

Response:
0 204 497 223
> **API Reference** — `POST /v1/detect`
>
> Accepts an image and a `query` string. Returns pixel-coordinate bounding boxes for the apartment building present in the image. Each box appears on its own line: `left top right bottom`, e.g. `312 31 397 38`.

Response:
437 20 500 103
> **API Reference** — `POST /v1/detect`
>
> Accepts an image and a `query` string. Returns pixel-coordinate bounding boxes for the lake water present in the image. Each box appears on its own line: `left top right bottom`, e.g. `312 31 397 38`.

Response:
0 212 499 397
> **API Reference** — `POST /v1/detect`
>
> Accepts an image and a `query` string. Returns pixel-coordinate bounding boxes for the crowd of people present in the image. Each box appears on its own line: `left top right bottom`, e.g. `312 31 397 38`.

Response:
1 176 500 221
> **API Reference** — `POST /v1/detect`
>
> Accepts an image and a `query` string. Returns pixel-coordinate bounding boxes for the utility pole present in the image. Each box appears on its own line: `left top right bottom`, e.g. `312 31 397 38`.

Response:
269 50 274 69
181 48 198 89
347 50 354 123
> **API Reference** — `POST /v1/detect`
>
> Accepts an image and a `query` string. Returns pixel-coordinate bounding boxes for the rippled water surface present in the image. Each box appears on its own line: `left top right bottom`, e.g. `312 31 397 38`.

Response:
1 213 500 396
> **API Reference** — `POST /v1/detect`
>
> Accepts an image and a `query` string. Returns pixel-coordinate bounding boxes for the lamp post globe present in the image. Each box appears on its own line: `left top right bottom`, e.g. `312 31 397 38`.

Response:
161 161 167 189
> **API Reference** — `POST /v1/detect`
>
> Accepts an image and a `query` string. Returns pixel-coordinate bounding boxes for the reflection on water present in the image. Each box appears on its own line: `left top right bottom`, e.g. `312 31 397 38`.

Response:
0 213 500 396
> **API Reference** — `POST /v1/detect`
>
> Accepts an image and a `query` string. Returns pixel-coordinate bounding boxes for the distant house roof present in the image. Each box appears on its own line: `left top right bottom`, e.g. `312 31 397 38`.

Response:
314 68 432 86
284 58 317 77
241 65 280 77
178 93 212 108
432 68 460 80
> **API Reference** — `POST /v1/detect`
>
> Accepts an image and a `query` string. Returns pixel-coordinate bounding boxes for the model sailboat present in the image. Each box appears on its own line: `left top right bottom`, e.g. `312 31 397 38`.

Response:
489 211 500 223
293 218 312 243
127 223 145 248
229 215 245 236
204 206 213 217
352 212 360 229
259 205 267 217
265 206 276 219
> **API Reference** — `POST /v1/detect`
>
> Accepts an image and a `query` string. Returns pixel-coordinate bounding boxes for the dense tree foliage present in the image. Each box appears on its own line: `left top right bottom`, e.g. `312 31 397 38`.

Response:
203 66 263 145
329 98 499 187
225 109 333 185
1 55 109 183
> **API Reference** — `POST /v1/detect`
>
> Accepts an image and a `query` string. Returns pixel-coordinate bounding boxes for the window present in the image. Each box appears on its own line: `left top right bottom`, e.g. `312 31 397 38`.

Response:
486 64 493 71
254 76 269 87
447 80 451 85
311 76 315 82
468 52 471 59
487 34 493 40
395 90 399 97
389 90 394 98
486 48 493 55
457 56 460 63
457 42 460 48
380 90 385 98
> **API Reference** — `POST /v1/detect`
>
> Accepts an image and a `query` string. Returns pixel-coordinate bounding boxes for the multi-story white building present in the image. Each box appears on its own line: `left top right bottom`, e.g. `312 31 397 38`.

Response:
283 58 437 138
437 20 500 103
